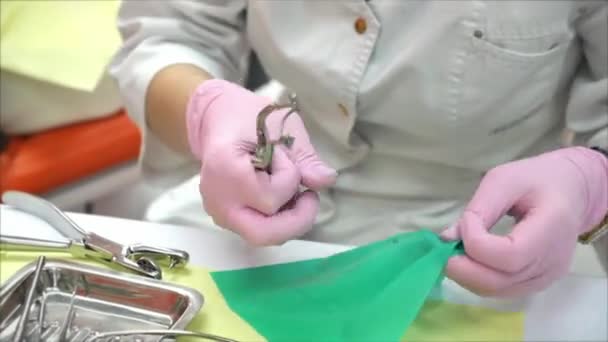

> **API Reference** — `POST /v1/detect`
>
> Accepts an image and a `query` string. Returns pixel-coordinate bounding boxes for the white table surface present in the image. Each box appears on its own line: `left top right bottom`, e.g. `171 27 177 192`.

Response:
1 205 606 341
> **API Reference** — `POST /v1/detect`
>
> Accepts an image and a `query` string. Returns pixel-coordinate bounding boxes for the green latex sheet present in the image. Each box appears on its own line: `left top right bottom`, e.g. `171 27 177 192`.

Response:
211 229 464 342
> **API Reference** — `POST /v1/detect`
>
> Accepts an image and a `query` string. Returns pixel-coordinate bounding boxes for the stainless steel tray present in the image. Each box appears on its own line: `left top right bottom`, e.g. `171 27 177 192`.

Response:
0 259 204 341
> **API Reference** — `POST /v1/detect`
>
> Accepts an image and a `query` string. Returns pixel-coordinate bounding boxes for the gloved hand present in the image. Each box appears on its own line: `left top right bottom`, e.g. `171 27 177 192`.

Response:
441 147 608 297
186 79 337 245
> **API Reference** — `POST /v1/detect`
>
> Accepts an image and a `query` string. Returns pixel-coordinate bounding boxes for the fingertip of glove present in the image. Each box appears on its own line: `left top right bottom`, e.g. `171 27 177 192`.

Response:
440 223 460 241
301 165 338 190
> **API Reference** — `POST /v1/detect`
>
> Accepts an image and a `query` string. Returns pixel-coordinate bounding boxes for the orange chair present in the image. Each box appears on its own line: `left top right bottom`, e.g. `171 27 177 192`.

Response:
0 111 141 210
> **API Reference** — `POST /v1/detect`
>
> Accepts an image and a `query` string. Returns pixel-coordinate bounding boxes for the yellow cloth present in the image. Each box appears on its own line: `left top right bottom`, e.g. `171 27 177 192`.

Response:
0 0 121 91
403 300 524 341
0 252 524 341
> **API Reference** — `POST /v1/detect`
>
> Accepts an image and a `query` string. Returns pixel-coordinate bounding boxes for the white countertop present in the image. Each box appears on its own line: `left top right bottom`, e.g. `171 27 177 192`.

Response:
1 205 606 341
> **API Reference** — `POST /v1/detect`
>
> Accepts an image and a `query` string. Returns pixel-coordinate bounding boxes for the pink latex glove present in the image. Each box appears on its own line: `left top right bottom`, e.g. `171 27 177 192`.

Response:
186 79 337 245
441 147 608 297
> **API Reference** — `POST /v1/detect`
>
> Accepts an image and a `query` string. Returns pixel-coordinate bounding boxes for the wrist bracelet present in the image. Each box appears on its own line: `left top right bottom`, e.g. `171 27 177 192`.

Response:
578 146 608 244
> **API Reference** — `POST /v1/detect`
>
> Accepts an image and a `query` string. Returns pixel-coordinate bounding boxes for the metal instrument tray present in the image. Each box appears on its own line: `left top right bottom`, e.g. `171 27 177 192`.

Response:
0 259 203 341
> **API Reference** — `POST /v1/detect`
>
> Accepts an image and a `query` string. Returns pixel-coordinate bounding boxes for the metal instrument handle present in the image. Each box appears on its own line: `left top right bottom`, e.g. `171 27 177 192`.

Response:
0 235 71 253
2 191 87 241
12 256 45 342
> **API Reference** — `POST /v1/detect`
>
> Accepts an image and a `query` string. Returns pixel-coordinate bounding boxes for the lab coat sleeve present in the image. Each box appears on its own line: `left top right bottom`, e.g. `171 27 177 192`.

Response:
565 1 608 272
108 0 249 180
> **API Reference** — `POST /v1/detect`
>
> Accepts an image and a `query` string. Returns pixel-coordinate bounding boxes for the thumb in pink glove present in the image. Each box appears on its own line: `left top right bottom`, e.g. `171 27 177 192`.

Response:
186 79 337 246
441 147 608 297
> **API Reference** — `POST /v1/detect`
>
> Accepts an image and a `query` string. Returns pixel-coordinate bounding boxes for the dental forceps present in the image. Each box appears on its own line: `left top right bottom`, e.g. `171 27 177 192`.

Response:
252 93 299 173
0 191 189 279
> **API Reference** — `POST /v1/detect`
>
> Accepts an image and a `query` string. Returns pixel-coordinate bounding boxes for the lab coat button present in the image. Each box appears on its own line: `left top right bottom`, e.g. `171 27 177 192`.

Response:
473 29 484 38
354 17 367 34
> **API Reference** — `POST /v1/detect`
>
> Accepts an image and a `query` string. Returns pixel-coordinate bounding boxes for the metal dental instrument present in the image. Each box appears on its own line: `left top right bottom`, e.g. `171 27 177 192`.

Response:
252 93 299 173
35 297 46 342
85 329 240 342
0 191 189 279
13 256 45 342
57 289 77 341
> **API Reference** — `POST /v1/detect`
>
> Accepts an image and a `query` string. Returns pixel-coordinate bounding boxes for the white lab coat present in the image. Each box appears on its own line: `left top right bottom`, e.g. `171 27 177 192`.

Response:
109 1 607 270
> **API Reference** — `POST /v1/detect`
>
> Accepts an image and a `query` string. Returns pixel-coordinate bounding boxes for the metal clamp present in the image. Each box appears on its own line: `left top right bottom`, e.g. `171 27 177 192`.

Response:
252 93 298 173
